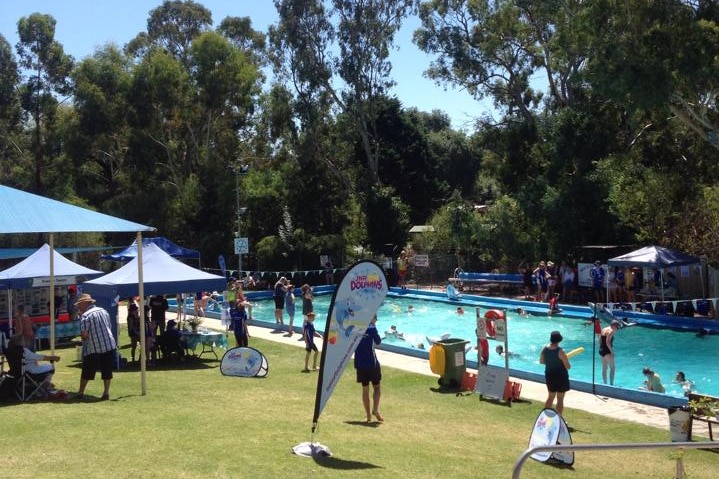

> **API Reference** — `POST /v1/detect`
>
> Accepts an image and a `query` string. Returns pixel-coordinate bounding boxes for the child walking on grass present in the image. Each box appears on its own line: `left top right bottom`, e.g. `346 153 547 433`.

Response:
303 312 320 372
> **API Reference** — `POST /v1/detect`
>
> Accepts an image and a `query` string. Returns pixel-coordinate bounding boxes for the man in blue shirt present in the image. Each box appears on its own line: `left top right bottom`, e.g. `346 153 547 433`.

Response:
354 315 383 423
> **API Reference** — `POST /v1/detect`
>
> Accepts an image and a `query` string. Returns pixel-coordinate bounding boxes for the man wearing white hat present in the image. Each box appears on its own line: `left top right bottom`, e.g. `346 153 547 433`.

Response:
75 293 117 400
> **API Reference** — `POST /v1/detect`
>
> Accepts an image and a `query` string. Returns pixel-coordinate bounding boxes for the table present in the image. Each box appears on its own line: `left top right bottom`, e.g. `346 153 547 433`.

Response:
180 330 227 359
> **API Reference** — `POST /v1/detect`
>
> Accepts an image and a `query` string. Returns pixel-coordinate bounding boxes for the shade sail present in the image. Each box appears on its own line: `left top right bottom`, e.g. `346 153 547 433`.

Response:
83 243 225 298
0 243 103 289
0 185 154 233
101 237 199 262
607 246 700 268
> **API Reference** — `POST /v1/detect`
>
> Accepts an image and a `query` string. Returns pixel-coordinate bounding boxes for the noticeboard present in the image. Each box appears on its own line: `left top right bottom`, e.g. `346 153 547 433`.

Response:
475 364 508 399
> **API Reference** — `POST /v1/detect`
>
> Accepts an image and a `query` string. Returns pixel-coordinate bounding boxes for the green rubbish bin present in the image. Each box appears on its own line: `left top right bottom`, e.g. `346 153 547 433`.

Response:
437 338 470 389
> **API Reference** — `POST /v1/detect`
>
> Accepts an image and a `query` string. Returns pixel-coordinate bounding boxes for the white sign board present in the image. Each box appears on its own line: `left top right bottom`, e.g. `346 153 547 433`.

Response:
234 237 249 254
494 317 507 342
414 254 429 267
475 364 508 399
475 309 486 339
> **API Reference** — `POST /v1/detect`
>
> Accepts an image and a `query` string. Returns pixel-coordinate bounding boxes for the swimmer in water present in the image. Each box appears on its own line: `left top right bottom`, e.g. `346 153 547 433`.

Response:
496 345 519 358
456 307 464 315
407 305 414 313
516 307 529 317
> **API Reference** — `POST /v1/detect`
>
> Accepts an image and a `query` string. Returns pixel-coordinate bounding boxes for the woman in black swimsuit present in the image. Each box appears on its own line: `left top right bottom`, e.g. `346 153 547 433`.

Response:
599 320 620 385
539 330 571 414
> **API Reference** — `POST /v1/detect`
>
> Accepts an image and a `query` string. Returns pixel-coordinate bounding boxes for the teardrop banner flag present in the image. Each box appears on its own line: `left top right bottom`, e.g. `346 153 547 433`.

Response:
312 260 388 426
294 260 387 457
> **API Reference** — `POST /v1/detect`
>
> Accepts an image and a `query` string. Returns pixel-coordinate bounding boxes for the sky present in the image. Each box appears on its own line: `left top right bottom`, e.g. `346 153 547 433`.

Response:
0 0 493 131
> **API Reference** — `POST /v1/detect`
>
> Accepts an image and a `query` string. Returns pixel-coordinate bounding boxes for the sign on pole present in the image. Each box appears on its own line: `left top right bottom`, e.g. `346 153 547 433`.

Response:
414 254 429 267
234 237 249 254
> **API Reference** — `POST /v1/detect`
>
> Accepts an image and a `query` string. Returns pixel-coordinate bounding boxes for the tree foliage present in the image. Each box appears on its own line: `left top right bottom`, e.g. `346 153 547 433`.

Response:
4 1 719 269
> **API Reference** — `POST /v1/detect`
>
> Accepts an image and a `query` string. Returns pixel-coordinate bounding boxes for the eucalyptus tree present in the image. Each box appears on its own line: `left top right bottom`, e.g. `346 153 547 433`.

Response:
125 0 213 66
0 34 22 184
580 0 719 151
69 45 135 211
15 13 73 193
270 0 416 252
270 0 415 188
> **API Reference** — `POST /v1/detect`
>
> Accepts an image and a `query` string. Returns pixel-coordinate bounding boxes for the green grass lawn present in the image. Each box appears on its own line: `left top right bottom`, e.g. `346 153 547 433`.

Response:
2 331 719 479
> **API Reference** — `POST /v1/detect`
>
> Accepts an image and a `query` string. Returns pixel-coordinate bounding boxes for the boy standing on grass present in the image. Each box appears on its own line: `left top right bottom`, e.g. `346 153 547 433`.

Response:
303 312 320 372
230 301 249 348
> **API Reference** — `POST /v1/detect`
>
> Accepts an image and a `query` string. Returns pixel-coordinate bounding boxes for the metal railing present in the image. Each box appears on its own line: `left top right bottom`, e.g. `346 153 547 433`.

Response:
512 441 719 479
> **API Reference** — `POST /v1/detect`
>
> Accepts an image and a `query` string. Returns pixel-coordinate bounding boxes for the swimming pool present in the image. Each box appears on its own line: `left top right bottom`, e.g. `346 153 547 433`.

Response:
240 292 718 398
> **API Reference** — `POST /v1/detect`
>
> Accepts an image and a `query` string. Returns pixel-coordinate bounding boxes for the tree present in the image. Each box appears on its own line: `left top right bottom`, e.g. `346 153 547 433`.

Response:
581 0 719 151
15 13 73 193
271 0 415 188
126 0 213 65
0 34 22 184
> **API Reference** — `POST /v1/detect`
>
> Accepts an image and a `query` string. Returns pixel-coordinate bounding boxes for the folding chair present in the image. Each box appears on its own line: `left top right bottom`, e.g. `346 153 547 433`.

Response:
4 343 51 401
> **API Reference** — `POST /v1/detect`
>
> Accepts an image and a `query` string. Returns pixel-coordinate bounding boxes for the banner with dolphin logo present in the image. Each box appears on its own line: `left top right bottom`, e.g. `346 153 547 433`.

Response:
311 260 388 427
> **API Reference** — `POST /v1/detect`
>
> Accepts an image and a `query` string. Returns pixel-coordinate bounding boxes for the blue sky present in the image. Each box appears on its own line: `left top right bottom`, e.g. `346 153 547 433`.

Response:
1 0 493 131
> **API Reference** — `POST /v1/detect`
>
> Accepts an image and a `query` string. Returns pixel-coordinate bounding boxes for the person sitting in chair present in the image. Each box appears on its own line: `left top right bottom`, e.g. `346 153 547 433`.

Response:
157 320 185 361
7 334 61 396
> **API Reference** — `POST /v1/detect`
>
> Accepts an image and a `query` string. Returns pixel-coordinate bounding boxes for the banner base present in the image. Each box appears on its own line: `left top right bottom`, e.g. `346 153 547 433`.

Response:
292 442 332 457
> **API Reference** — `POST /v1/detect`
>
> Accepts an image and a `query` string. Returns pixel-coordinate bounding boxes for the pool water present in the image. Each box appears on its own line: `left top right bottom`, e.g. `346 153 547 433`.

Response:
249 294 718 398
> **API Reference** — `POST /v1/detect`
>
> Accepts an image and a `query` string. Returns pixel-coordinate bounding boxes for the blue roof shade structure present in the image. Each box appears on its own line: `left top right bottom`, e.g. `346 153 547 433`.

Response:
101 237 199 262
0 243 104 289
83 243 225 298
0 185 154 233
607 245 700 268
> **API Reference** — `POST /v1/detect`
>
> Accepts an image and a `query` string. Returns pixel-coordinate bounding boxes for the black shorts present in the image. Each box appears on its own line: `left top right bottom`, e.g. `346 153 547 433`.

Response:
274 296 284 309
81 350 116 381
356 366 382 386
305 342 318 353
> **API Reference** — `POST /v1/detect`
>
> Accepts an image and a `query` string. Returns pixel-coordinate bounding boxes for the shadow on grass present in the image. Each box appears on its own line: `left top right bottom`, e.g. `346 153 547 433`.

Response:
429 386 461 395
344 420 382 428
312 455 382 471
65 358 218 373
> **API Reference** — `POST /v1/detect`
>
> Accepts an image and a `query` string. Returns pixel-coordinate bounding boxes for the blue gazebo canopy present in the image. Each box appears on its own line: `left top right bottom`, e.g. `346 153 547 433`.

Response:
101 237 199 262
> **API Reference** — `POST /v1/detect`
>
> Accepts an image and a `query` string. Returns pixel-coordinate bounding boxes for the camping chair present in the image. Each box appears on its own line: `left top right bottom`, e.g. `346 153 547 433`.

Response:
4 343 51 401
155 332 185 362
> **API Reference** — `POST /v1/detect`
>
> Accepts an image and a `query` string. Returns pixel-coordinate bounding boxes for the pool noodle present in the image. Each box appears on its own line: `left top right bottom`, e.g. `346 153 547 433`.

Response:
566 347 584 359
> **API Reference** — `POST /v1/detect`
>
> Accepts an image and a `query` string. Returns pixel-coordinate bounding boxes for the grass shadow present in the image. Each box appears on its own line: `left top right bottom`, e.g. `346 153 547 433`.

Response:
344 420 382 428
312 455 382 471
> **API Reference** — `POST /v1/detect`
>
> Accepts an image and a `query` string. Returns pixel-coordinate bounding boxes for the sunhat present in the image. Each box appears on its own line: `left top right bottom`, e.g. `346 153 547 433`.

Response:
74 293 96 305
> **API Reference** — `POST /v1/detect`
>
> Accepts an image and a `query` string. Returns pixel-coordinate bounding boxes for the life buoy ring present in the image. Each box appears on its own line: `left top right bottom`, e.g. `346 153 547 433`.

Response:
484 309 505 320
429 343 445 375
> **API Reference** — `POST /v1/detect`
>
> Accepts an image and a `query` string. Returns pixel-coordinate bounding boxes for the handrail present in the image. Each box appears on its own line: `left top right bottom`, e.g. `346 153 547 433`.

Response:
512 441 719 479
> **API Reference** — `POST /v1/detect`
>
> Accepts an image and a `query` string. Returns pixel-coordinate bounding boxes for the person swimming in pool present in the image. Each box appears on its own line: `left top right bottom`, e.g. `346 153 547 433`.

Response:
456 306 464 315
496 345 519 358
674 371 694 396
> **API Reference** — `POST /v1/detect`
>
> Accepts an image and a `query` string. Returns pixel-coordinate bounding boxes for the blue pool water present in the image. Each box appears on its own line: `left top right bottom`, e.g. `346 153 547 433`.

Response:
245 294 718 398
